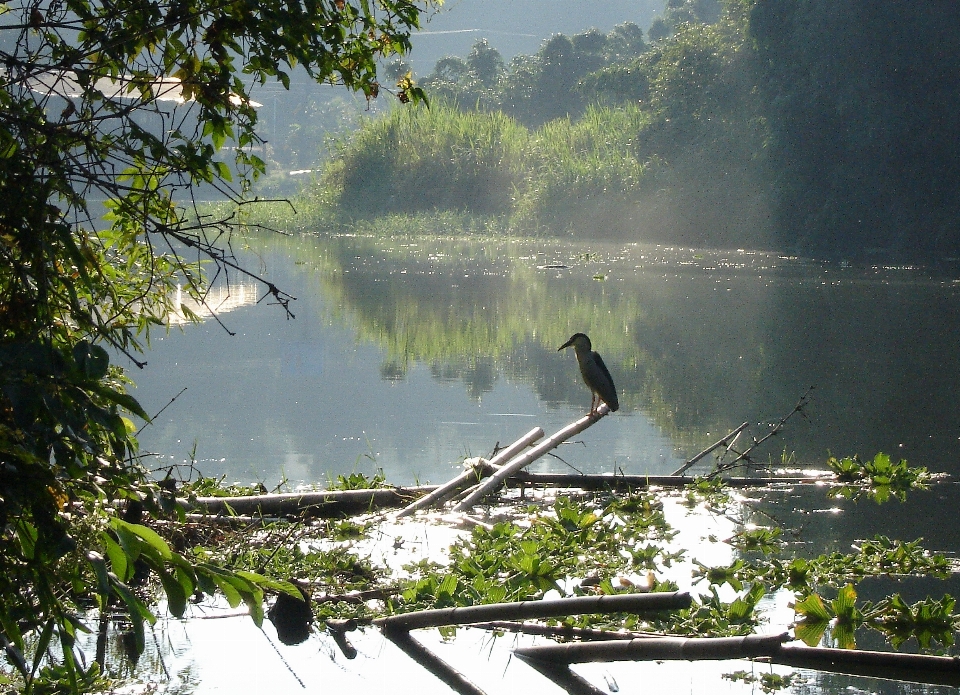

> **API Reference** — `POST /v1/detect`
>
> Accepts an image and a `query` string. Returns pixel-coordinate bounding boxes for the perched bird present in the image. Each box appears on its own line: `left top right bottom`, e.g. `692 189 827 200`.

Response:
558 333 619 416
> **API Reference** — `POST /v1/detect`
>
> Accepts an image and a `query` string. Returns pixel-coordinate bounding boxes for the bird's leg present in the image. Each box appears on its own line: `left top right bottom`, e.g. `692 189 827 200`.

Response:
589 393 599 416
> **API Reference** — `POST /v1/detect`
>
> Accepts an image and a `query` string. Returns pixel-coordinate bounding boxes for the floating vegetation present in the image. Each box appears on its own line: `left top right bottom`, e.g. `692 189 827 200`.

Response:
826 452 931 502
18 443 958 694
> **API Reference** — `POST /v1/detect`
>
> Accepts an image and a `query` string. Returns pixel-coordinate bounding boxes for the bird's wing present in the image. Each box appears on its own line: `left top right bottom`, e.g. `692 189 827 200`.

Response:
592 351 619 411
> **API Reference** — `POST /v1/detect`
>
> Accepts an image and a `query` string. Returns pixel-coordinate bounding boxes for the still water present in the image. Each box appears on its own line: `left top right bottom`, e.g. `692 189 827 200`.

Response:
130 232 960 487
117 231 960 695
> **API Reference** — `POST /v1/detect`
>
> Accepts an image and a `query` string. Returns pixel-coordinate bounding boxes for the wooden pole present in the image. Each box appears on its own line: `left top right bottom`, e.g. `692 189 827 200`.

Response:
395 427 545 518
453 405 611 512
374 591 691 632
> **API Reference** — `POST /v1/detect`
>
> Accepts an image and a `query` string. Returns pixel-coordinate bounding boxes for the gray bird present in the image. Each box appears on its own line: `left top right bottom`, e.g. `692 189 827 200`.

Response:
558 333 619 416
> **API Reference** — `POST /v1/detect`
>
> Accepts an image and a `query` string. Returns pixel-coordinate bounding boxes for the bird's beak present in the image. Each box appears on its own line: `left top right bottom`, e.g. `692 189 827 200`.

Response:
558 337 574 351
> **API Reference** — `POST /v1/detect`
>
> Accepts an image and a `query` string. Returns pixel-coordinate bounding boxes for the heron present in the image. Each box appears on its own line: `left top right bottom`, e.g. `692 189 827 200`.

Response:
558 333 619 416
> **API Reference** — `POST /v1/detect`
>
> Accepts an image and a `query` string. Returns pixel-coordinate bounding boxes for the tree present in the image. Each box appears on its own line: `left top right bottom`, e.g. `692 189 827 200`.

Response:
0 0 429 689
467 38 505 87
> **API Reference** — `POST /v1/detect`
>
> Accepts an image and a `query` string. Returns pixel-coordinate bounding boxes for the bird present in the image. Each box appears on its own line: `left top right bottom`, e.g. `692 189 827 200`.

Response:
558 333 619 416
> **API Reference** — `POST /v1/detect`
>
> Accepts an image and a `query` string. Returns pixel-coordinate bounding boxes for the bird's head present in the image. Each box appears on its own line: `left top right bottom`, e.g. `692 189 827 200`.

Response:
558 333 592 352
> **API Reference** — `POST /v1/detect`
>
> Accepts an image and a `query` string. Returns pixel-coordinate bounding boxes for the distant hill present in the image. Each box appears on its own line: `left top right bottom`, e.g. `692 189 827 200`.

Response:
406 0 663 73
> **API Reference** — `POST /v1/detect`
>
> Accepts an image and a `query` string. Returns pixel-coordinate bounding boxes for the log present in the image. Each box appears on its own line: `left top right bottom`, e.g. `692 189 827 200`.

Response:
513 633 789 664
395 427 545 518
514 636 960 688
189 485 436 518
772 644 960 687
452 405 611 511
374 591 691 632
467 621 664 642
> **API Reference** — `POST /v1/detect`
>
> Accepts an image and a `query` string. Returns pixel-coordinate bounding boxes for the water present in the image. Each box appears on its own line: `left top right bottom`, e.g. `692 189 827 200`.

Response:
95 231 960 694
128 232 960 488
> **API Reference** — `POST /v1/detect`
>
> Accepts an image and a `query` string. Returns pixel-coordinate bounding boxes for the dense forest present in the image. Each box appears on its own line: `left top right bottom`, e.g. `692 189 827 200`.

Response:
273 0 960 262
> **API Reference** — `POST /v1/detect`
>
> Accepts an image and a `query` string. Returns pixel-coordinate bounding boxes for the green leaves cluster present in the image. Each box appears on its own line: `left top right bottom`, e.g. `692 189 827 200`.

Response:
827 452 931 502
402 494 675 610
794 585 958 651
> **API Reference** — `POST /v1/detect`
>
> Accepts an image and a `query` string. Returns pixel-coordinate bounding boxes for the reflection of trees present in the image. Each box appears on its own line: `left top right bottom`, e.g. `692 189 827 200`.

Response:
251 232 960 470
259 233 783 451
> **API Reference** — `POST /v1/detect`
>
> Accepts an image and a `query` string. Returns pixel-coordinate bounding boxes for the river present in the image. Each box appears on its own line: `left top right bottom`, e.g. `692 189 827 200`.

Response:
130 232 960 487
115 230 960 695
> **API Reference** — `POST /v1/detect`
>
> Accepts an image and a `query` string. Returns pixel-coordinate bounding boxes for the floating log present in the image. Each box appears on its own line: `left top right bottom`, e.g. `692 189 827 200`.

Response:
189 485 436 518
514 632 789 664
184 472 818 521
453 405 612 511
515 635 960 689
374 591 691 632
395 427 545 518
773 643 960 688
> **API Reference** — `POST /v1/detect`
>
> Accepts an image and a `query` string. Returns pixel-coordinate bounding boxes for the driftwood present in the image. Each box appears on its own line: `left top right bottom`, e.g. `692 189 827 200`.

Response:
467 621 665 642
773 643 960 687
452 405 612 512
374 591 691 632
395 426 545 518
514 632 790 663
184 474 817 522
515 634 960 689
188 485 435 518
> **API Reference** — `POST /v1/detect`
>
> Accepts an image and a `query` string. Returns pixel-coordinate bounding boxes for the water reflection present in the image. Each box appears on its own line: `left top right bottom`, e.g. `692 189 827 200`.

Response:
131 232 960 488
167 281 260 325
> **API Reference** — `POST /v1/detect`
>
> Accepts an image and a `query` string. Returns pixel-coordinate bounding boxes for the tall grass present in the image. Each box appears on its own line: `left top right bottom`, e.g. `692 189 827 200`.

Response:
320 101 529 219
516 104 656 235
265 101 659 237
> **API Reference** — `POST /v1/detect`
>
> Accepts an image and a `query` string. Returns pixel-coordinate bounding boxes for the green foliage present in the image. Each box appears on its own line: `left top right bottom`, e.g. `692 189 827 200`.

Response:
289 2 772 248
328 469 387 490
320 101 529 219
793 586 958 651
420 25 648 128
400 494 673 610
0 0 430 686
750 0 960 260
305 101 657 236
827 452 931 502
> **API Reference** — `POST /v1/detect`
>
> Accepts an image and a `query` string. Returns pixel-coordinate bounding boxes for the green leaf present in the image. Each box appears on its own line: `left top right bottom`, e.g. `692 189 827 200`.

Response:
72 341 110 380
15 520 37 560
233 571 300 599
794 593 831 622
159 567 188 618
438 573 459 599
794 616 829 647
103 534 130 582
111 518 172 560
